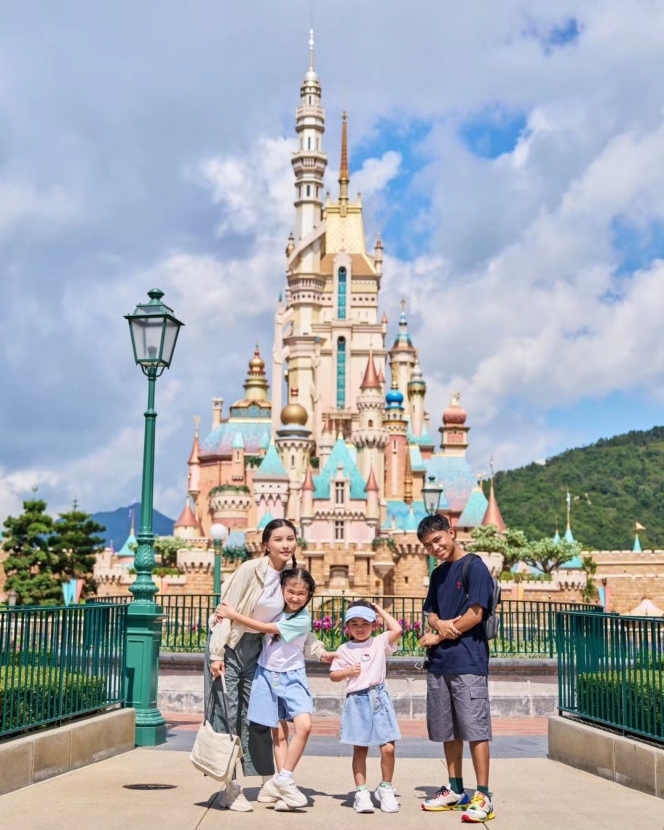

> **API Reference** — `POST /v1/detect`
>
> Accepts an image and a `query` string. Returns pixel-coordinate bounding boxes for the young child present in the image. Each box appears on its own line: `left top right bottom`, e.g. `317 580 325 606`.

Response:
330 600 403 814
217 567 328 811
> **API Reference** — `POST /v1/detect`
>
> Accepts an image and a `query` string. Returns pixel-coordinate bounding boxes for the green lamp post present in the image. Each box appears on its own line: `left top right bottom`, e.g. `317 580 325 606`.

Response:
210 522 228 603
422 476 444 576
124 288 184 746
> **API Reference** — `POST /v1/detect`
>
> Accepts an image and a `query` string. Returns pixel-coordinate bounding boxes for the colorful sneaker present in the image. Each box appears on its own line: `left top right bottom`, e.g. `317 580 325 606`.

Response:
374 784 400 813
353 789 375 813
421 784 470 812
460 792 495 823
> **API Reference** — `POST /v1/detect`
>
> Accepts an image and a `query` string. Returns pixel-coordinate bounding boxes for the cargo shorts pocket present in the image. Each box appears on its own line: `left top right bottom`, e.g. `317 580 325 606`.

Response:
468 683 489 720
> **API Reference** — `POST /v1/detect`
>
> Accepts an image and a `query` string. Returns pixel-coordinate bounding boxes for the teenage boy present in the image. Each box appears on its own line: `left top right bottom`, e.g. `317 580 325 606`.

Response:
417 513 495 824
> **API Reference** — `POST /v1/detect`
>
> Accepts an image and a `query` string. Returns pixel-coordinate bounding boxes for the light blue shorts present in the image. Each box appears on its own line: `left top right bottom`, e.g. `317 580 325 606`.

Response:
247 664 313 728
340 683 401 747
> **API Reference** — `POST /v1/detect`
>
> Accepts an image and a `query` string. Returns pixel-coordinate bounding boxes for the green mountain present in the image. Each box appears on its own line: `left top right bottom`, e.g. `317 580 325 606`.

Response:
493 426 664 551
91 504 175 552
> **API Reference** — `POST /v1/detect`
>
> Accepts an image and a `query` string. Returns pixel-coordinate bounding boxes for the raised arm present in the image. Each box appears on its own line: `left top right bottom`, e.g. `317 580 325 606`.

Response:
372 603 402 645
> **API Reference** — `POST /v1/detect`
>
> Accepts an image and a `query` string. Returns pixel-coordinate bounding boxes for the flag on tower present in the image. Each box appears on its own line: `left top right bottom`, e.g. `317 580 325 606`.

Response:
635 522 646 531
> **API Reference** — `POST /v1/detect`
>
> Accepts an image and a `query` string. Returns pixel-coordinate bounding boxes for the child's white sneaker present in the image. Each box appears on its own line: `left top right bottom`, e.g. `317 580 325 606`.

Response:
272 776 308 808
257 782 279 803
374 784 400 813
353 788 375 813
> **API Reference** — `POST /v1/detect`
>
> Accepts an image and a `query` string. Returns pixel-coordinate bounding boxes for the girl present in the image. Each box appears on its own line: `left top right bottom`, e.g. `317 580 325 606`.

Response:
330 599 403 814
206 519 331 812
216 567 320 811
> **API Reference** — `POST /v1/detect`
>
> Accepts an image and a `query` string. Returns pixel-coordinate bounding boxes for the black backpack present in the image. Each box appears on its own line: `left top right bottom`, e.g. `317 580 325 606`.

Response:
461 553 502 640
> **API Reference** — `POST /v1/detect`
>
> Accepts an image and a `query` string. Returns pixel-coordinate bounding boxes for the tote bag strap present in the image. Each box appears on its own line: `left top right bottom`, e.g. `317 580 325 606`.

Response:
205 675 236 739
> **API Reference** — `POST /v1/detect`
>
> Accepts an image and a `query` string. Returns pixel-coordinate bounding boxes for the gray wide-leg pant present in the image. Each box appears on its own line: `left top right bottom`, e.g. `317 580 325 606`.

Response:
204 632 275 777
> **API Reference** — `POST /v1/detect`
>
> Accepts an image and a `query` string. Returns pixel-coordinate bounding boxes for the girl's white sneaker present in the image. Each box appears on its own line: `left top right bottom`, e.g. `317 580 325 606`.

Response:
353 789 375 813
374 784 400 813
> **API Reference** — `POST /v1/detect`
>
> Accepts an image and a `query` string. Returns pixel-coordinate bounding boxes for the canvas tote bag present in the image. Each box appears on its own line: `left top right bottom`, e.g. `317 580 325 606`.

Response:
190 676 243 782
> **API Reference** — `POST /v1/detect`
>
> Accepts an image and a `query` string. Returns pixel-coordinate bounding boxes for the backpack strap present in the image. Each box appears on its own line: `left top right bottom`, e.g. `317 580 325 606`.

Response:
461 552 479 597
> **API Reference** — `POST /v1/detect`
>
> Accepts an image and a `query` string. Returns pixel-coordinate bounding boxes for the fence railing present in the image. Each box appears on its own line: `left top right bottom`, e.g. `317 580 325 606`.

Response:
0 604 127 740
556 610 664 742
92 594 600 657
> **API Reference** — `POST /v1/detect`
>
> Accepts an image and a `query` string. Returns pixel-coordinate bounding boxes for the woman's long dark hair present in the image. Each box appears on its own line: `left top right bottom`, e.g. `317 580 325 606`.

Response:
280 567 316 620
262 518 298 569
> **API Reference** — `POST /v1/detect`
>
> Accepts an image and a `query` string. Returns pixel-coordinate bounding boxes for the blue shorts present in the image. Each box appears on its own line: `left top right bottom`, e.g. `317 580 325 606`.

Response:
340 683 401 747
247 664 313 728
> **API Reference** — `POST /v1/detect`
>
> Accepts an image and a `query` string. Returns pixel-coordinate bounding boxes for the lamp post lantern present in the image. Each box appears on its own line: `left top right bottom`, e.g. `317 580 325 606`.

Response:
124 288 184 747
422 476 444 575
210 522 228 602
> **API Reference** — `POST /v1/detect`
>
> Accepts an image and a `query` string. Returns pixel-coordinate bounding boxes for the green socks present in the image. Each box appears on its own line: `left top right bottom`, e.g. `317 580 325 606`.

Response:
450 777 464 795
379 782 393 788
477 785 491 798
356 785 368 791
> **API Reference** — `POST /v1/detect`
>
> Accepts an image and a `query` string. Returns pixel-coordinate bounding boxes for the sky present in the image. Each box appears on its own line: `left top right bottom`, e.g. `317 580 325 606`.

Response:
0 1 663 522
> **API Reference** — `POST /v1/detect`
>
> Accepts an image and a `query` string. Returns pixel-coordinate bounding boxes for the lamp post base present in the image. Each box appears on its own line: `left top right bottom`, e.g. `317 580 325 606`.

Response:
124 601 167 747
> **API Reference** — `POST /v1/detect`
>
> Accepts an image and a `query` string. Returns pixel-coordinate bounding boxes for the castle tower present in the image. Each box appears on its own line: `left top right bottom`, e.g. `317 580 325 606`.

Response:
187 416 201 511
365 466 380 526
389 300 417 403
174 496 202 540
439 393 470 456
384 376 408 500
352 351 388 490
253 443 289 523
275 403 315 522
482 460 506 532
407 352 426 438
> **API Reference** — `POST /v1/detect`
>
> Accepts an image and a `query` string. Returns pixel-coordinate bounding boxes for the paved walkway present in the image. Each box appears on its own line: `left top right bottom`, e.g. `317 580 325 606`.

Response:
1 743 661 830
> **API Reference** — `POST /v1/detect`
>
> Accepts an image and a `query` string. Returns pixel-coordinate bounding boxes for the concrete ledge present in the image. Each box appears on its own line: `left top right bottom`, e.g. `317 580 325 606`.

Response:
0 708 136 796
548 714 664 799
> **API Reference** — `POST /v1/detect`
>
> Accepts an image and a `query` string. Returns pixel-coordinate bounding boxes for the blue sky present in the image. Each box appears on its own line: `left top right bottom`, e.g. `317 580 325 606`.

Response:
0 1 663 521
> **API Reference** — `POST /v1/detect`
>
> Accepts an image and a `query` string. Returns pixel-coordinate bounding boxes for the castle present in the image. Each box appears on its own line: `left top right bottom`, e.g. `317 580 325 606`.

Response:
171 32 508 598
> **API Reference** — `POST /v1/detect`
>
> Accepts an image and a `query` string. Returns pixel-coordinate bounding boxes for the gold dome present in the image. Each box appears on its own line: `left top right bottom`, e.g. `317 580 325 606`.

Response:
281 403 308 426
249 344 265 372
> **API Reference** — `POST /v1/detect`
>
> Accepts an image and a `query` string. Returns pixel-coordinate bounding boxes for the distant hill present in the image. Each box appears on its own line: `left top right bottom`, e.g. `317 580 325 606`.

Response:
92 504 175 551
493 426 664 551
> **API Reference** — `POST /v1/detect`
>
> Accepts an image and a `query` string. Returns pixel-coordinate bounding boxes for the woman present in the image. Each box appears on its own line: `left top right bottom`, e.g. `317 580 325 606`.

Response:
205 518 332 812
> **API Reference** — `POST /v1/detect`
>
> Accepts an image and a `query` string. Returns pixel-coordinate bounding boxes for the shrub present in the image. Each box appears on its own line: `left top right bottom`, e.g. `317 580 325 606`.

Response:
576 669 664 739
0 666 109 735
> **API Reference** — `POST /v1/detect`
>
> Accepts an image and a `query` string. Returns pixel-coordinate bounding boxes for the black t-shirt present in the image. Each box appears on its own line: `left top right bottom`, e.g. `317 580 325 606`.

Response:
423 554 493 676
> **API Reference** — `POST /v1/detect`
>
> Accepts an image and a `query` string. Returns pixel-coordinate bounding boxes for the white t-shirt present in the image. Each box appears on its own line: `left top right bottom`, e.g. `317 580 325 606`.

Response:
259 611 312 672
247 565 283 632
330 632 397 693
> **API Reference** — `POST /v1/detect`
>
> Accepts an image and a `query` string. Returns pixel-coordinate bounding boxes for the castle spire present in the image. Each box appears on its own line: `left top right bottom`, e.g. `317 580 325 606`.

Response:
360 349 381 390
482 459 506 532
339 111 349 213
309 27 315 71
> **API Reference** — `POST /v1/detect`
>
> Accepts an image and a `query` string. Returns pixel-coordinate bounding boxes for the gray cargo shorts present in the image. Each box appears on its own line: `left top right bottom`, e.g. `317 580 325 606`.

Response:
426 673 492 743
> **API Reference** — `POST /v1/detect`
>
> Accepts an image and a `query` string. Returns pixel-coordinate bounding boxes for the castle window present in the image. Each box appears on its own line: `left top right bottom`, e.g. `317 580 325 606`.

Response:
393 440 397 452
308 136 311 150
368 419 374 428
334 520 345 541
337 267 347 320
336 337 346 409
335 481 345 505
291 455 295 468
309 95 312 104
306 185 310 196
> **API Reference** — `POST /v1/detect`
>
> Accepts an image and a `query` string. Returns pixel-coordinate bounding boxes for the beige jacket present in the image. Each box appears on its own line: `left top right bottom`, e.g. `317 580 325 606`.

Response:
208 555 326 662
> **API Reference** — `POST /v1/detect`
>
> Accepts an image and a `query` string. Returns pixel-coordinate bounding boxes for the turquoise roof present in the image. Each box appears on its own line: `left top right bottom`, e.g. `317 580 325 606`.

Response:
259 431 270 450
553 530 561 544
117 532 136 563
564 526 575 544
406 418 434 447
409 444 426 472
561 554 584 569
254 445 288 479
382 500 428 530
458 488 489 528
403 507 419 533
201 420 272 455
313 437 367 501
423 455 473 512
633 533 643 553
258 512 274 530
232 432 245 450
225 530 246 548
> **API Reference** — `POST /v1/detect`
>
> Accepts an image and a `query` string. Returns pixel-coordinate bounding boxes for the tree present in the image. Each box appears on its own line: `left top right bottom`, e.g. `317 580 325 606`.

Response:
50 501 106 598
581 555 598 603
3 498 58 605
521 537 582 574
468 525 528 573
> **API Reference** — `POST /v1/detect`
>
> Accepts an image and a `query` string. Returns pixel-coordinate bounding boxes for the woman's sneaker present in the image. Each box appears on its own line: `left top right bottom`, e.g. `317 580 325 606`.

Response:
421 784 470 812
353 788 375 813
374 784 399 813
273 776 308 808
461 792 495 823
221 782 253 812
